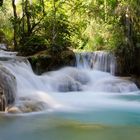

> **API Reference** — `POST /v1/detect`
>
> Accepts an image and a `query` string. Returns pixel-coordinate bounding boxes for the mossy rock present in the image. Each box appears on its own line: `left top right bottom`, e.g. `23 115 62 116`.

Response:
60 50 76 66
28 49 76 74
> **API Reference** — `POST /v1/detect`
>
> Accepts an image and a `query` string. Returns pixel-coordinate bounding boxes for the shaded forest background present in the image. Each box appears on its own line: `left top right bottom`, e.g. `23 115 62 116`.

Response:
0 0 140 75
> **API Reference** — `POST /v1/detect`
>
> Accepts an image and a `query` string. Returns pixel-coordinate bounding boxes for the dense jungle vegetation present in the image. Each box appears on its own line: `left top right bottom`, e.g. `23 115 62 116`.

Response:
0 0 140 75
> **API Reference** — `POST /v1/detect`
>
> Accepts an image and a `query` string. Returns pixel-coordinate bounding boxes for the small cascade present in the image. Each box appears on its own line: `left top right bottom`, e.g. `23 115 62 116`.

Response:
0 48 139 114
0 59 61 113
0 50 17 57
0 43 7 50
76 51 116 74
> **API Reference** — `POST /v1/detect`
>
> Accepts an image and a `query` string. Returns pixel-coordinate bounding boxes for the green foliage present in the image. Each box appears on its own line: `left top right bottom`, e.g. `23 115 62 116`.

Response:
0 0 140 70
108 26 126 52
8 0 76 54
18 35 47 55
43 13 73 50
0 0 13 44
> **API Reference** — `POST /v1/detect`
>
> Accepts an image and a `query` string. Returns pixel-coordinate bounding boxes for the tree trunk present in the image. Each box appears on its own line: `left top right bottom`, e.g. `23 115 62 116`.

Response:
22 0 25 36
12 0 18 49
25 0 31 36
52 0 56 45
40 0 45 15
104 0 107 22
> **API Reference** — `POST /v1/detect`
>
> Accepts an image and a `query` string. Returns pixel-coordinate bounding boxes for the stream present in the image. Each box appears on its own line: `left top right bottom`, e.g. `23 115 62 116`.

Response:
0 50 140 140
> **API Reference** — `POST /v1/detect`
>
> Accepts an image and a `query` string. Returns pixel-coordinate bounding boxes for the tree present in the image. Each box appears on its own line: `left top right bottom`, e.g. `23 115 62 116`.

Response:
12 0 18 49
0 0 3 6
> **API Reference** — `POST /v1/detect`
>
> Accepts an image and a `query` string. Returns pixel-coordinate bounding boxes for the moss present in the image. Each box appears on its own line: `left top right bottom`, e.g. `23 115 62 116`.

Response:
0 30 8 45
28 49 76 74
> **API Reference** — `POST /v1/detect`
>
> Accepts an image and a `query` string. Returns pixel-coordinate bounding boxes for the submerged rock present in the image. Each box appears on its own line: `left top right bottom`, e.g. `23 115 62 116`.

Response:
17 101 45 113
92 77 138 93
6 106 21 114
55 75 82 92
60 67 90 85
46 67 90 92
0 65 17 111
7 100 46 113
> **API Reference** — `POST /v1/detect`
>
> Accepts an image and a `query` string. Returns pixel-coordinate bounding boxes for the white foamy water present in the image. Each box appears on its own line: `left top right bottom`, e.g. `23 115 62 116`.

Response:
75 51 116 75
0 50 17 57
0 50 139 114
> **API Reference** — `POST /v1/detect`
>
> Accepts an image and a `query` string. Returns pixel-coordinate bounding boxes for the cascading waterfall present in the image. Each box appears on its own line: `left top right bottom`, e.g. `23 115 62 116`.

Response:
0 50 61 113
0 44 7 50
0 49 139 114
75 51 116 75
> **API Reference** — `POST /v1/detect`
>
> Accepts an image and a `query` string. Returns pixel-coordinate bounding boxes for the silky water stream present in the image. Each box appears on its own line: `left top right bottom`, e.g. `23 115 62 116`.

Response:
0 50 140 140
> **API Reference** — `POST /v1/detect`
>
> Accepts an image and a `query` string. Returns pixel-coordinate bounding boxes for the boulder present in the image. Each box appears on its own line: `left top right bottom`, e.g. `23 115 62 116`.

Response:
0 65 17 111
28 49 76 74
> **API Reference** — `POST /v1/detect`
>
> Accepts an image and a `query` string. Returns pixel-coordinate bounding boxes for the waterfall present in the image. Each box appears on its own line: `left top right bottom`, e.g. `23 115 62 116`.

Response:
0 49 138 114
75 51 116 75
0 50 62 113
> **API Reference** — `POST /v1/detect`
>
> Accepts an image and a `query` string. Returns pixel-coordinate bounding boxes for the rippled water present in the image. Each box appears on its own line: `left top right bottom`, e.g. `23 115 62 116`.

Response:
0 110 140 140
0 90 140 140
